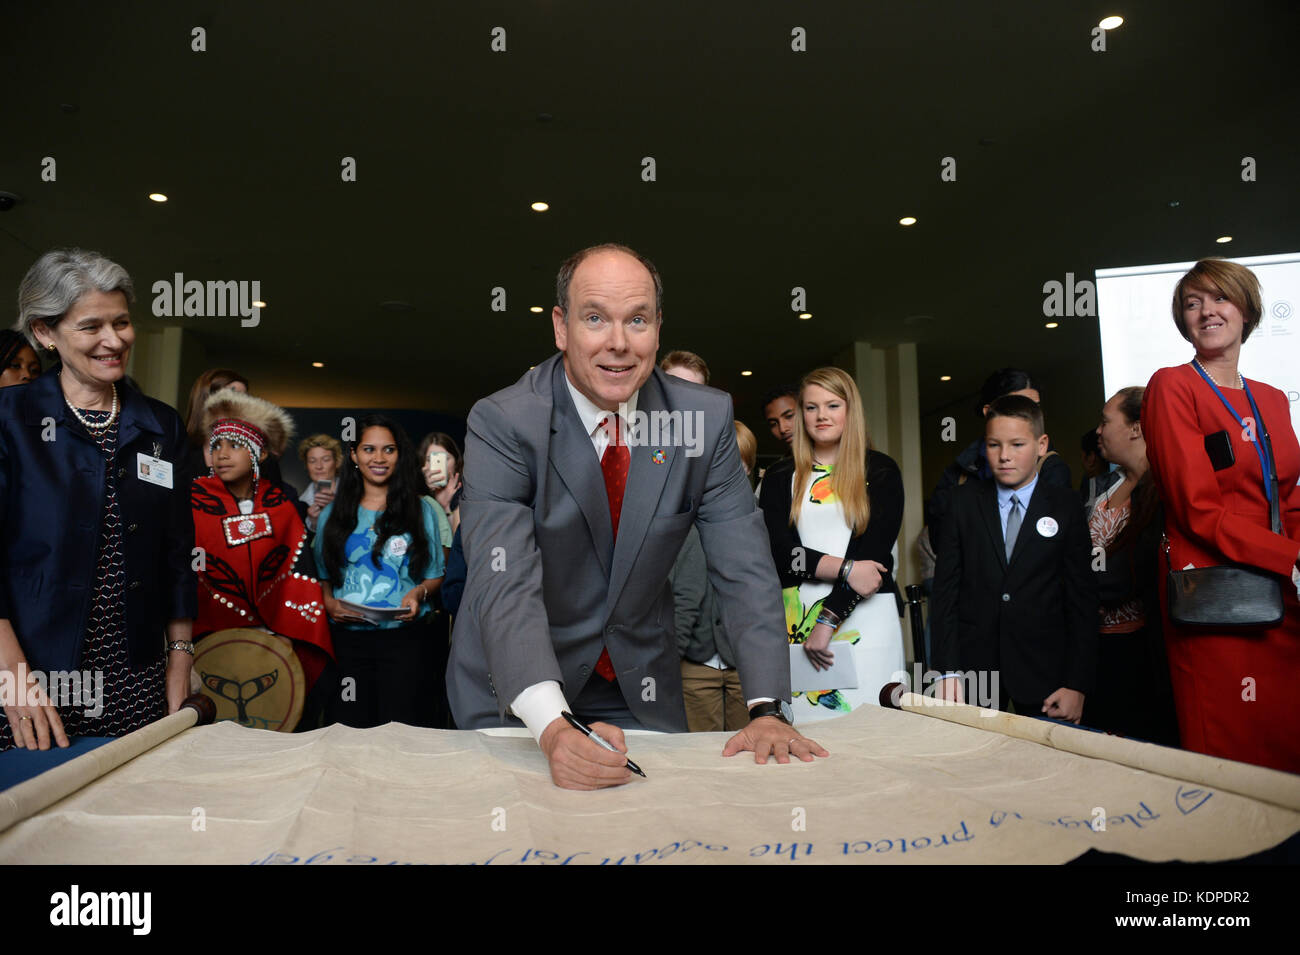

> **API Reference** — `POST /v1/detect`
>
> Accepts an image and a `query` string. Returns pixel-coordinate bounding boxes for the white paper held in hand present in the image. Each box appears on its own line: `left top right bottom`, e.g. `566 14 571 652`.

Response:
788 644 859 693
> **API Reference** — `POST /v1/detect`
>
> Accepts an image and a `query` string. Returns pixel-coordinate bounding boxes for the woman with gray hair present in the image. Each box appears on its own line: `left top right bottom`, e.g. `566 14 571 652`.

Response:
0 249 196 751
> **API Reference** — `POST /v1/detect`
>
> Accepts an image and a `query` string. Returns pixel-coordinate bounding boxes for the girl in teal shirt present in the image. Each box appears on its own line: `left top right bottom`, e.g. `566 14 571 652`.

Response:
315 415 444 727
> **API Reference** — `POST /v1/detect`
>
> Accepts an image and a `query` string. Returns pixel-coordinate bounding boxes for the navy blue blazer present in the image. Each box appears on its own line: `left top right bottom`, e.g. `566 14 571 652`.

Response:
440 524 466 617
0 369 196 673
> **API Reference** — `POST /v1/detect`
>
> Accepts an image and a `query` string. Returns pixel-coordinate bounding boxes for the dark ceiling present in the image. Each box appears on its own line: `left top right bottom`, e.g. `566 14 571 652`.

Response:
3 0 1299 430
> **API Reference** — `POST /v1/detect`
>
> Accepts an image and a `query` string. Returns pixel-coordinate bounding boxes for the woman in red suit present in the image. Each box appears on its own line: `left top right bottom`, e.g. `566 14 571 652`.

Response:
1142 258 1300 774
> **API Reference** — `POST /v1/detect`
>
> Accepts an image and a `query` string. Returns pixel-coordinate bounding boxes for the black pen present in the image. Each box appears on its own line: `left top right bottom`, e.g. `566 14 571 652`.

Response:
561 710 646 778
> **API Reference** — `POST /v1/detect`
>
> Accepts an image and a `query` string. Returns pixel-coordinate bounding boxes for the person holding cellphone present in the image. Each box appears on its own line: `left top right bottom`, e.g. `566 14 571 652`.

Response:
314 415 444 728
419 431 463 542
298 433 343 533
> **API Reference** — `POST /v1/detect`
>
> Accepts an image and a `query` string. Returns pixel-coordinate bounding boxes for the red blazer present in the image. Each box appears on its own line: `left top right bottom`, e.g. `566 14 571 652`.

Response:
1143 363 1300 771
1143 363 1300 577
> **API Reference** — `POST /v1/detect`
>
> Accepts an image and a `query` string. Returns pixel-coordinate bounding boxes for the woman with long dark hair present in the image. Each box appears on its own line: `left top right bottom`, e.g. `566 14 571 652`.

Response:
313 415 444 728
0 329 42 388
1083 386 1179 745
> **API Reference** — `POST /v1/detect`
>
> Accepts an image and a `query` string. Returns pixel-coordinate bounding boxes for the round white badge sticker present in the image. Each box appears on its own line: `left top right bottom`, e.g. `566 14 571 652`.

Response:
386 536 408 558
1036 516 1059 538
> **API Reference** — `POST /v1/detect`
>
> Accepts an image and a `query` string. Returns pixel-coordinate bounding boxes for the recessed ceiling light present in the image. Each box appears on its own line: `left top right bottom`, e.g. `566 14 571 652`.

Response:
531 201 549 212
311 362 324 368
1045 321 1059 329
940 375 952 382
1099 15 1124 29
530 306 544 313
1216 235 1233 244
798 312 812 320
148 193 167 202
740 370 753 377
899 216 917 226
252 300 267 308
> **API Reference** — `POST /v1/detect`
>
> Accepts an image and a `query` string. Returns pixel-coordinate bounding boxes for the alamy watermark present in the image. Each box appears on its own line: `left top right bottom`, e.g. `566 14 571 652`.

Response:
151 273 262 327
614 402 704 458
890 664 1001 713
0 664 104 718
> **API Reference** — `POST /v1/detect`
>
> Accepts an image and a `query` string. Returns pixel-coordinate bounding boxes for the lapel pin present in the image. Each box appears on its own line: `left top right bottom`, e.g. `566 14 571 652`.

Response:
652 449 666 464
1036 516 1059 538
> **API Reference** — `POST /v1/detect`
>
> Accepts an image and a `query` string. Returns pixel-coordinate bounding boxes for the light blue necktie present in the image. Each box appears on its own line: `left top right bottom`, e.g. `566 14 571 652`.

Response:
1004 494 1023 562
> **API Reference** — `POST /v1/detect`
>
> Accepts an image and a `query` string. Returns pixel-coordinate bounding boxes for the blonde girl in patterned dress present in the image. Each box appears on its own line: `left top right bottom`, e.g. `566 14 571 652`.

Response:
759 367 908 722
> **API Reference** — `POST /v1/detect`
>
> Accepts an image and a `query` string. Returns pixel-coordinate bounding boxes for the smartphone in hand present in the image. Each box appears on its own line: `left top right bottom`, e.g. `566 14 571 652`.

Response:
426 450 450 489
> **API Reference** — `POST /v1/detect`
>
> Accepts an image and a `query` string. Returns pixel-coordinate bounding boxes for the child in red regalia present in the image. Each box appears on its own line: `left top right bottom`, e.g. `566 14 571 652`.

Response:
192 388 335 727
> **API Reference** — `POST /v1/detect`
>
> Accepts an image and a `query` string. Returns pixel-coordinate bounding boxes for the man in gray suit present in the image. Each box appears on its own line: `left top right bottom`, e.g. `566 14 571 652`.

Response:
448 243 827 789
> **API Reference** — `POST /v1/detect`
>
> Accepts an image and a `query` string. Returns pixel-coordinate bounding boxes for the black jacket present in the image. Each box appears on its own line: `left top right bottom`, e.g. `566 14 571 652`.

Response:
926 437 1072 549
758 450 904 620
931 478 1098 702
0 370 196 673
669 524 737 666
441 524 466 616
1089 477 1163 618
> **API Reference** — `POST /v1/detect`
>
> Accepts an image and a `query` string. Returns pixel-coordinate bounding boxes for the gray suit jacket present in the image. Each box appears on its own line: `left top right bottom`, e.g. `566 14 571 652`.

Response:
669 525 738 667
447 354 789 731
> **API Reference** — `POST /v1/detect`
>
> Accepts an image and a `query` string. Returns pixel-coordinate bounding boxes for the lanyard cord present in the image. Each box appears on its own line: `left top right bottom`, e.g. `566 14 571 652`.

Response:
1191 361 1275 504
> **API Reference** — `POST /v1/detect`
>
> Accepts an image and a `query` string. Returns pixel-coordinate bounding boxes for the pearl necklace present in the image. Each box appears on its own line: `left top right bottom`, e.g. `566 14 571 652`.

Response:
1193 357 1242 390
60 373 119 431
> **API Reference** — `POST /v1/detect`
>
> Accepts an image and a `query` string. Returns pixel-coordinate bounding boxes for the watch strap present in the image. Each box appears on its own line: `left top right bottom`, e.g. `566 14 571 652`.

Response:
748 701 791 724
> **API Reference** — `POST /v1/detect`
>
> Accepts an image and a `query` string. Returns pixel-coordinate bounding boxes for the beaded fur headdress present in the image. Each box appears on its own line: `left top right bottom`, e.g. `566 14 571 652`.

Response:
203 388 295 489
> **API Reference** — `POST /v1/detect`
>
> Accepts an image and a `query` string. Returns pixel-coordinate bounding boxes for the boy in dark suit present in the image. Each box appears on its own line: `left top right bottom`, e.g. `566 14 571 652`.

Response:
932 395 1098 721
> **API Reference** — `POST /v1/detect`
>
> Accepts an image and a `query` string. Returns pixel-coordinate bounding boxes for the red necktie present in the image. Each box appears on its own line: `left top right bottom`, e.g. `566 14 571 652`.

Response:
595 415 628 682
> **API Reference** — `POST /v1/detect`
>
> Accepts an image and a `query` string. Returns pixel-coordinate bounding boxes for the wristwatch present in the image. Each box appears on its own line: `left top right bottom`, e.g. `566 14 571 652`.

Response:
748 700 794 725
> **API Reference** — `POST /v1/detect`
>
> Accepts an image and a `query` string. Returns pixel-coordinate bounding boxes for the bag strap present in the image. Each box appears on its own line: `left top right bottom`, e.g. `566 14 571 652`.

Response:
1254 402 1282 535
1192 363 1281 531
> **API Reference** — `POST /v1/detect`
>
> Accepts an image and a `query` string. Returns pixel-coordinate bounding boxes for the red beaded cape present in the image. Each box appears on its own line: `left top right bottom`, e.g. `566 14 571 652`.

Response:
191 476 334 685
